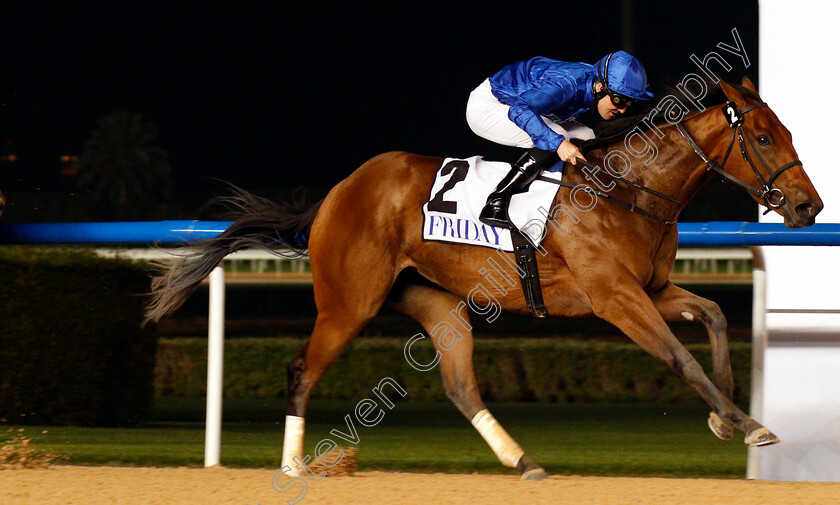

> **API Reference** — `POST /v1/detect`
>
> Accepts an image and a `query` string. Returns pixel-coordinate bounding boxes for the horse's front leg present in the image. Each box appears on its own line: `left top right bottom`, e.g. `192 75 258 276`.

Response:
650 281 736 441
583 278 778 447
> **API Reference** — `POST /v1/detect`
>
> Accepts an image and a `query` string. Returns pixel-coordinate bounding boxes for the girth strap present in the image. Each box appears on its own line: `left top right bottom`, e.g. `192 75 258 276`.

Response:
510 231 548 318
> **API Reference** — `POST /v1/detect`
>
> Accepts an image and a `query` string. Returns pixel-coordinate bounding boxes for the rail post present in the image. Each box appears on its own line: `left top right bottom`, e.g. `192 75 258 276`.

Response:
204 265 226 467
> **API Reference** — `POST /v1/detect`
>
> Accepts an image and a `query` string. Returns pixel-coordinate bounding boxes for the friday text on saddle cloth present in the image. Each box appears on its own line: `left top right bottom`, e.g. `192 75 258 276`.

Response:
422 156 563 251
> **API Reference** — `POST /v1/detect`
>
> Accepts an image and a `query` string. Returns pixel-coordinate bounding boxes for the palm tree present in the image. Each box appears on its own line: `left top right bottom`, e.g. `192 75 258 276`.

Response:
76 111 172 219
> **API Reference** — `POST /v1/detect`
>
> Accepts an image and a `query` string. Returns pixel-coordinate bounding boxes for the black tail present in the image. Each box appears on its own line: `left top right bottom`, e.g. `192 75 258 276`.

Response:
144 186 322 325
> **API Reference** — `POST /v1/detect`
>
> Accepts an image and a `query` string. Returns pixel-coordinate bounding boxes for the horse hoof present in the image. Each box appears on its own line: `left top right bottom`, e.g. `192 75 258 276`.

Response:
708 412 734 441
516 454 547 481
520 467 548 481
745 427 780 447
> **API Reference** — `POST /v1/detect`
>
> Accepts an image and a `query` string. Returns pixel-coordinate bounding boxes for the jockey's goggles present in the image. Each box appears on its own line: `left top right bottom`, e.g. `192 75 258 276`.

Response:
607 90 634 109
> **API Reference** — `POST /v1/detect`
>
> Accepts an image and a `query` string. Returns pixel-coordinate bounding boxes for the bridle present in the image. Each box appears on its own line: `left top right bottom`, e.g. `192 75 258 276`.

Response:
675 92 802 213
539 86 802 224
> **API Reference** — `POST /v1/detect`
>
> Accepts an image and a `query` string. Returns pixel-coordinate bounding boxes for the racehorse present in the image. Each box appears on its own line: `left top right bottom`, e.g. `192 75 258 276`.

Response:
145 77 822 480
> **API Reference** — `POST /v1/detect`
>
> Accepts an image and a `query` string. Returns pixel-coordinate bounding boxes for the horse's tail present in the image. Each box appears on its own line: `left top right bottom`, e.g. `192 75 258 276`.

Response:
144 186 322 325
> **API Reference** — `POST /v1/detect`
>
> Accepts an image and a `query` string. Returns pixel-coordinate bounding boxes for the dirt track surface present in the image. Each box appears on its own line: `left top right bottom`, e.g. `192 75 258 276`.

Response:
2 466 840 505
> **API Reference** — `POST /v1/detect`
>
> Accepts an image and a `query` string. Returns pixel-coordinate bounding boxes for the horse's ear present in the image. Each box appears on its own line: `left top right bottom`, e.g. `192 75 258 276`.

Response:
741 76 758 93
718 79 737 97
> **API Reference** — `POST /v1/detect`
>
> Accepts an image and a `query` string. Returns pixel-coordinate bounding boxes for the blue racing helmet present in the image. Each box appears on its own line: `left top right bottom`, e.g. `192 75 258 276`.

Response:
595 51 654 102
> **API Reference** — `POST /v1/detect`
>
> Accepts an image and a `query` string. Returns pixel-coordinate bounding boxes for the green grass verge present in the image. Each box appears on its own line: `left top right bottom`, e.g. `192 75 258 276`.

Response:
1 398 746 477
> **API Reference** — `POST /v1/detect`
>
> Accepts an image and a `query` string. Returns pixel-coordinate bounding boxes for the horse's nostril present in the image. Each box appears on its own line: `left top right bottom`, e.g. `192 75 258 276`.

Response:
795 201 816 219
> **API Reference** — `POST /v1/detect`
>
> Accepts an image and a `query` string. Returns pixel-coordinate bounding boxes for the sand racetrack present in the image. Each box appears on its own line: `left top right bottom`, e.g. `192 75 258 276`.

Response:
2 466 840 505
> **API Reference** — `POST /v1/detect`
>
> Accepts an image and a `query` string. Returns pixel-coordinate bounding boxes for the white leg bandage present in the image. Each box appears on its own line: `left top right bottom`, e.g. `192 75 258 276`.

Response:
281 415 306 475
470 409 525 468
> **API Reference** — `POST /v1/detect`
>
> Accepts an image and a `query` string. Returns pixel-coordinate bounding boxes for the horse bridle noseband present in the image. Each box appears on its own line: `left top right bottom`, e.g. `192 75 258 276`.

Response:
675 95 802 213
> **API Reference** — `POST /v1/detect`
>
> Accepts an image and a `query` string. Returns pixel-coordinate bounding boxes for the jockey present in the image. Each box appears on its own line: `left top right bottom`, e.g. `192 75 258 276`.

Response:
466 50 654 228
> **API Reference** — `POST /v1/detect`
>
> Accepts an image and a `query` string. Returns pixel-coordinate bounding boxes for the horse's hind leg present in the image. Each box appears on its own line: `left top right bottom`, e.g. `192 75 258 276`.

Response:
388 280 547 480
651 282 736 441
281 261 397 474
280 311 373 475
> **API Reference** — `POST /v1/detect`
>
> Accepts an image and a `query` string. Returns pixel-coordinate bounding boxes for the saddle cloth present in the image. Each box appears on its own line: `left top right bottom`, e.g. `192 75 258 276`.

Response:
422 156 563 252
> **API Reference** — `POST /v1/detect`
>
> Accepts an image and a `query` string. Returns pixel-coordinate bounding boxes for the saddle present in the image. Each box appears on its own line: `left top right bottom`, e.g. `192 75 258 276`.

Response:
422 156 558 318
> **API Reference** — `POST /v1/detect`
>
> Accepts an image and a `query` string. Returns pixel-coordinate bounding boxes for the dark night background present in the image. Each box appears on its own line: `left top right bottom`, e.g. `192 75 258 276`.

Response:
1 1 760 222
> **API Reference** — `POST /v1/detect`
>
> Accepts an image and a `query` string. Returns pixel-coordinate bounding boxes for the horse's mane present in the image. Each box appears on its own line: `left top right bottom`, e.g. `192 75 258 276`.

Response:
575 76 760 153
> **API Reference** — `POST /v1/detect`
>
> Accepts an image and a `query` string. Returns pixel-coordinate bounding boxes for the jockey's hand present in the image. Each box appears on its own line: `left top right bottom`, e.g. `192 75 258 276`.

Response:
557 139 586 166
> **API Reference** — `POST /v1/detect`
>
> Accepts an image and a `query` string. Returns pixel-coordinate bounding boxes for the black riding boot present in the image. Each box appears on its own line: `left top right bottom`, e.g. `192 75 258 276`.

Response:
479 148 558 229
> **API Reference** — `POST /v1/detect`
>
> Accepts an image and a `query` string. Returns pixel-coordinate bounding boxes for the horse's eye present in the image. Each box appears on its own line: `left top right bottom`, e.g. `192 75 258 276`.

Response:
757 135 771 146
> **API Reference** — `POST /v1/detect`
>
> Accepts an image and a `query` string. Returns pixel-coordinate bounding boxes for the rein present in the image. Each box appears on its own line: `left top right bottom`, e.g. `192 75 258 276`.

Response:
537 166 679 225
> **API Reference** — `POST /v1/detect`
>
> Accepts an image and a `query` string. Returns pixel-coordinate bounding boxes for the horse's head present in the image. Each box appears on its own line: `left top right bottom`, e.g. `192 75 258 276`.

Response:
711 78 823 228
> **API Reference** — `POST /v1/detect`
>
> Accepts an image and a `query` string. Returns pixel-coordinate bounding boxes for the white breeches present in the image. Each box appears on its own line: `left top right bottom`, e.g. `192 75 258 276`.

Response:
465 79 595 149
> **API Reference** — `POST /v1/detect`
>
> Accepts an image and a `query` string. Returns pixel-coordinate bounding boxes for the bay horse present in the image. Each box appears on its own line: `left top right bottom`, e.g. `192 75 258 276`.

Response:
146 77 822 479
